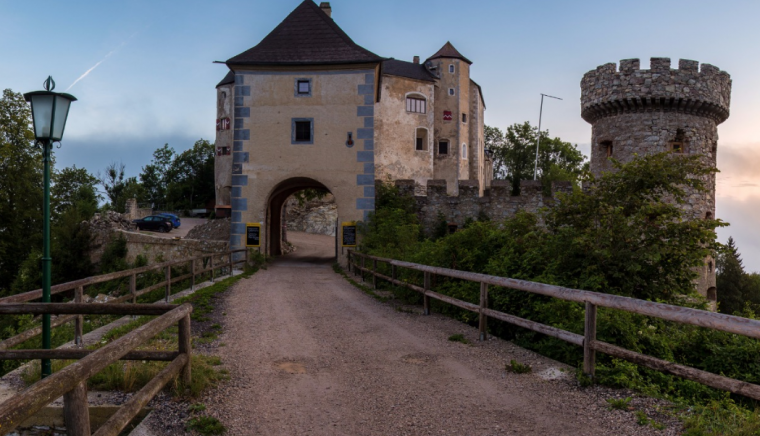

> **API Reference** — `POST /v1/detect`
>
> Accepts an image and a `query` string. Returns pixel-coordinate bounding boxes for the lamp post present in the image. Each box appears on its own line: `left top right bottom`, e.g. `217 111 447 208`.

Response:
533 93 562 180
24 77 77 378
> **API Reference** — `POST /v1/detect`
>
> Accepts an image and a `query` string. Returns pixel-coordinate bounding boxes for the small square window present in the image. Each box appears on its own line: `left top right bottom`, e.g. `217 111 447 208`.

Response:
295 78 312 97
292 118 313 144
448 88 455 96
438 140 449 155
449 64 455 73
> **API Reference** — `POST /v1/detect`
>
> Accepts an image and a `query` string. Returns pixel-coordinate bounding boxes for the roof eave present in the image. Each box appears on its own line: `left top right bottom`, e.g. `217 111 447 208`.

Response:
227 59 385 68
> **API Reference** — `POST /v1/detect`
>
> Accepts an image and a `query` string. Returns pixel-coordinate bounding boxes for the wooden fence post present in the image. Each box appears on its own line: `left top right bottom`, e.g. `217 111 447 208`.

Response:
347 251 351 274
178 314 192 387
423 272 431 315
479 283 488 341
584 302 597 378
191 259 196 291
63 381 90 436
210 256 215 282
74 286 83 348
361 257 365 282
130 274 136 305
391 264 396 283
165 267 171 303
372 260 377 289
229 252 233 276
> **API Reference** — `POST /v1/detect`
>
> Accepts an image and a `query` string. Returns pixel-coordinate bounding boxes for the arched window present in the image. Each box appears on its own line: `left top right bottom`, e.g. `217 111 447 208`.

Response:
415 128 428 151
707 287 717 302
405 93 427 114
462 143 467 159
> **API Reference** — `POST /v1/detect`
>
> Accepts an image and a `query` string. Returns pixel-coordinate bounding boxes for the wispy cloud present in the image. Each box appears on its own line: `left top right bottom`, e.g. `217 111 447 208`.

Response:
66 31 141 91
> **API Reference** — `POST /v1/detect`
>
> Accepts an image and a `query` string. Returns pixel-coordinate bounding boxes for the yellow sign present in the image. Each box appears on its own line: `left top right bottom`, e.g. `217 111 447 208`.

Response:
245 223 261 247
341 221 357 247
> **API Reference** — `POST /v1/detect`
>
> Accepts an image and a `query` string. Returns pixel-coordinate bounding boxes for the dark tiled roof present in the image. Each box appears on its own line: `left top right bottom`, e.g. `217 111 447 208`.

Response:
427 41 472 65
226 0 383 66
382 59 436 82
216 70 235 88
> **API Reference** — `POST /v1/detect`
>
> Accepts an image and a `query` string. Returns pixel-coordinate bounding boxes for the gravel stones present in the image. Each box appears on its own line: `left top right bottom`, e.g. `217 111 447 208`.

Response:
185 218 231 241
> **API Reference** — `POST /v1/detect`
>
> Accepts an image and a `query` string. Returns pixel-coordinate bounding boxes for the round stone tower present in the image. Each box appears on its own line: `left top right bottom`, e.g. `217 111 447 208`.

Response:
580 57 732 302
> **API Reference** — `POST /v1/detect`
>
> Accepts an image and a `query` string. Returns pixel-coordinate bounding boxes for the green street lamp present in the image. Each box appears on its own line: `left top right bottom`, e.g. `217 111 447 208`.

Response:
24 76 76 378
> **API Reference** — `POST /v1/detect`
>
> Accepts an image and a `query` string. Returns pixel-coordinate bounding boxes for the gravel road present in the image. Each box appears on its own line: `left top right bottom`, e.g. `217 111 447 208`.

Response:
202 232 681 435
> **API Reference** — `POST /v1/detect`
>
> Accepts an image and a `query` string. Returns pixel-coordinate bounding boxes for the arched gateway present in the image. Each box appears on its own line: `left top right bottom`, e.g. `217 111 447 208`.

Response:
266 178 334 256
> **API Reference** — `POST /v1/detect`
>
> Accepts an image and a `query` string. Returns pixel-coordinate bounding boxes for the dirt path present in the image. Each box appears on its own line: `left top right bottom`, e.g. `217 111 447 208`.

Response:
203 232 679 436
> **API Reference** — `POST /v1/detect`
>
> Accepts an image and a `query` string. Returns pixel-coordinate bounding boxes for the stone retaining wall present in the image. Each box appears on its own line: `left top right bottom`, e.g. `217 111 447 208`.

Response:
393 179 572 236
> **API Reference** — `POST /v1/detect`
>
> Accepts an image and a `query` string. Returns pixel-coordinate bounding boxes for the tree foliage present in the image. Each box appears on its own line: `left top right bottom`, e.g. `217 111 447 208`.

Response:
0 89 41 296
164 139 215 210
485 122 587 195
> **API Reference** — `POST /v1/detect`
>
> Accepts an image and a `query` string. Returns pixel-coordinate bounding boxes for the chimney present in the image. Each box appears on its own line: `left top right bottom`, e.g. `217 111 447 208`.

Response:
413 56 420 64
320 2 332 17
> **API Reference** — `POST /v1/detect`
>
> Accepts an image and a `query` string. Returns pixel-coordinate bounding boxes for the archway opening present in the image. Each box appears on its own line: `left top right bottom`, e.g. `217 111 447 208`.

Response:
266 177 336 261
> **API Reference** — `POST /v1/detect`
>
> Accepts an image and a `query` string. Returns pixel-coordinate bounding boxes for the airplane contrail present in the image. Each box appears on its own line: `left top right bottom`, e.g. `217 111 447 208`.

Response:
66 31 142 91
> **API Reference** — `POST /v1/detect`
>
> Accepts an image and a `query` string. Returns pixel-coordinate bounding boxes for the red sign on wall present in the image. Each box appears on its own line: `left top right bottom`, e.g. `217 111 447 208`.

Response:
443 111 452 121
216 117 231 131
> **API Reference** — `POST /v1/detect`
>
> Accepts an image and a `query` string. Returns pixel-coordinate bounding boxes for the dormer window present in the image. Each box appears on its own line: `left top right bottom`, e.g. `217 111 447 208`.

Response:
295 78 312 97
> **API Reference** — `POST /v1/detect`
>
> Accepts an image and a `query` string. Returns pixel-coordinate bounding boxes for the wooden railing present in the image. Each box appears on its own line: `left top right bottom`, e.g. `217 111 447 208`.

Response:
348 250 760 401
0 303 191 436
0 249 248 351
0 248 249 435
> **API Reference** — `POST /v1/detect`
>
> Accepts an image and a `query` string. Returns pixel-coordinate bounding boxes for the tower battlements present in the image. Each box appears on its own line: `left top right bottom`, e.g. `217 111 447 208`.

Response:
580 58 731 124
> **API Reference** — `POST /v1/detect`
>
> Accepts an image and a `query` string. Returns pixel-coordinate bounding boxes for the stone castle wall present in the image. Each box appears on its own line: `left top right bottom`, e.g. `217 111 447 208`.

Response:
392 179 572 235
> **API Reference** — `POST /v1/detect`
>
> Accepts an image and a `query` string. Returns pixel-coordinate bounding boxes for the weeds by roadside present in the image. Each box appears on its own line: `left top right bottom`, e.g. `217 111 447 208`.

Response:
505 360 532 374
448 334 470 345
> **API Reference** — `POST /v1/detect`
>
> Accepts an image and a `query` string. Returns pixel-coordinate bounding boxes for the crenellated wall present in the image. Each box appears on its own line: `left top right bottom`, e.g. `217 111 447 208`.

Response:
392 179 572 235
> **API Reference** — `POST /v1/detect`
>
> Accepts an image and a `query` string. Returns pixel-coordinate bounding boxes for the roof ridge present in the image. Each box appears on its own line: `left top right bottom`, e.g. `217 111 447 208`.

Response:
226 0 383 67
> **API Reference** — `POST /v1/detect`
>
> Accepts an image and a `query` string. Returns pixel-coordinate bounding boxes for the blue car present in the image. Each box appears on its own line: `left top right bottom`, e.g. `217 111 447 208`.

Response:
158 213 181 228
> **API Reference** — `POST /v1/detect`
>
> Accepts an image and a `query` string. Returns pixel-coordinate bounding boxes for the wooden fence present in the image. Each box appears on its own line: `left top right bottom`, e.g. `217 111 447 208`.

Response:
0 248 249 436
0 249 248 351
348 250 760 401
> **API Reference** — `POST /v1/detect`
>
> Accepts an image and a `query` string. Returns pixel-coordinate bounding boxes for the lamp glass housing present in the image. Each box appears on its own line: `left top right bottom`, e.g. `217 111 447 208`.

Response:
24 91 77 142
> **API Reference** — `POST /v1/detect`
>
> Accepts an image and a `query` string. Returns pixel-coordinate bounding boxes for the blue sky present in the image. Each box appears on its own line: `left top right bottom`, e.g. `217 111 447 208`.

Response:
2 0 760 270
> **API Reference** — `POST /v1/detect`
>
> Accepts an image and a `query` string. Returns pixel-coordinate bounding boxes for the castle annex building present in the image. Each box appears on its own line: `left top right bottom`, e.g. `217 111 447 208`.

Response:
214 0 487 257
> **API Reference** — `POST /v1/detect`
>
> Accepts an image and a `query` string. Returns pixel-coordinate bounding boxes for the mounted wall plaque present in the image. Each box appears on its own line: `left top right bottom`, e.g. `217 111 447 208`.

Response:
246 223 261 247
341 221 357 247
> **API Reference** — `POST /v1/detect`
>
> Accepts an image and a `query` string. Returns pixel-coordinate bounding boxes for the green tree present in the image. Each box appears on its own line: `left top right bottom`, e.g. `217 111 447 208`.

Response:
99 162 146 213
52 165 99 218
140 143 175 207
165 139 215 210
486 122 587 195
716 237 749 314
0 89 42 297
